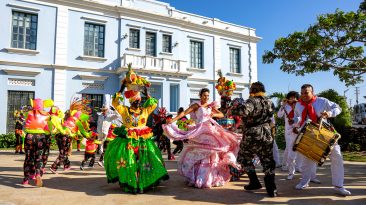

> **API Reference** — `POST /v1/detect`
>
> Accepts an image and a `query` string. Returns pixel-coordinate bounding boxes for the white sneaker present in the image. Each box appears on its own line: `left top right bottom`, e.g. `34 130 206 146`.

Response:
334 187 351 196
97 161 104 167
287 174 294 180
310 178 321 184
295 183 308 190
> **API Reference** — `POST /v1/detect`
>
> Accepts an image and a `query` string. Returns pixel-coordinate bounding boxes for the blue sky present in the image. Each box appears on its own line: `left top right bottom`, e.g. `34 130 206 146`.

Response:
159 0 364 106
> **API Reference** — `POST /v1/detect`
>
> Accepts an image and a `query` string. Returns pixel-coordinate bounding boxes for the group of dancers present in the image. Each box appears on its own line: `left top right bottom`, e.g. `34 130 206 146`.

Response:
14 65 351 197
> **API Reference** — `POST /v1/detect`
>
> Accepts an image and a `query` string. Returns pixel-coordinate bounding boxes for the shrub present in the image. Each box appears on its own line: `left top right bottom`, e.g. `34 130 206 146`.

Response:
0 133 16 148
347 143 361 152
275 125 286 150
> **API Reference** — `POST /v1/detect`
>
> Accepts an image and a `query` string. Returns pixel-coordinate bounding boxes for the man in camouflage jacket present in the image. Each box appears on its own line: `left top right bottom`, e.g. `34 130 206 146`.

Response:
230 81 277 197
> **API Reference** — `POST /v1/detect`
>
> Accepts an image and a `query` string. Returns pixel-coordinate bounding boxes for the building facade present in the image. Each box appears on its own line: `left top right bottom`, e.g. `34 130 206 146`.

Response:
0 0 260 134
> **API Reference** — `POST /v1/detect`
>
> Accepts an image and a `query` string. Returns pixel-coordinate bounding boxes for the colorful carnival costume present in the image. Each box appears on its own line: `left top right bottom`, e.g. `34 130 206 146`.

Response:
80 132 101 169
163 100 241 188
49 98 92 173
14 109 25 154
22 98 53 186
152 107 174 160
104 65 169 193
42 106 65 173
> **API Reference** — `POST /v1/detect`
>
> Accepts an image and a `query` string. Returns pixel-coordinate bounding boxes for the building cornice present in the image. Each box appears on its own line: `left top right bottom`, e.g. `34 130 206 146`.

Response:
116 67 192 78
187 77 249 87
0 60 116 73
31 0 261 43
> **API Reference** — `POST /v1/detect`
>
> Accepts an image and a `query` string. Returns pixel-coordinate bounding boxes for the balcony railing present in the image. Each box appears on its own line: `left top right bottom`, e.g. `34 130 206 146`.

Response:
121 53 187 73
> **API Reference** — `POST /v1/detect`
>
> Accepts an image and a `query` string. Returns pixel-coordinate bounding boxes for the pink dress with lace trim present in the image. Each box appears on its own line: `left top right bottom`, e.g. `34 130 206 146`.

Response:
163 101 241 188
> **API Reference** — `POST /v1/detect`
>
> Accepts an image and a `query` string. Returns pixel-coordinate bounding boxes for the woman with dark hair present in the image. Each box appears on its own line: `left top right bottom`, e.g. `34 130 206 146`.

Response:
163 88 240 188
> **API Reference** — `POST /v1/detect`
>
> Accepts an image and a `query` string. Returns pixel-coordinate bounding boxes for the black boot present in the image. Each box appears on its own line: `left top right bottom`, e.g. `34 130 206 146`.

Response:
264 174 277 197
244 171 262 190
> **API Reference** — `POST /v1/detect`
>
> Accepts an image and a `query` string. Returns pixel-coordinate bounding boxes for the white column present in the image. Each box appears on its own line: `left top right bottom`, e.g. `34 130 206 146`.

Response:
213 35 221 101
53 6 69 110
55 6 68 65
53 69 66 111
249 42 258 83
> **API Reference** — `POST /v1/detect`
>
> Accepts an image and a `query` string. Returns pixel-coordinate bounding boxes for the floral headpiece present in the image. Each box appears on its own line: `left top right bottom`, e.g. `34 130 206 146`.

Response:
215 70 236 97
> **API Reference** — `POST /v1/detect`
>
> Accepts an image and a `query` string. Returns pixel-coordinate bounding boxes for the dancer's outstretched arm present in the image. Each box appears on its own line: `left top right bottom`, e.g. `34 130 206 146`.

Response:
167 104 199 124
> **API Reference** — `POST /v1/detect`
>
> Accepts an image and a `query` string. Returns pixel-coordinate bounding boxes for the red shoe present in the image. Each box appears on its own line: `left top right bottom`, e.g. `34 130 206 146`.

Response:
168 154 175 160
22 179 29 185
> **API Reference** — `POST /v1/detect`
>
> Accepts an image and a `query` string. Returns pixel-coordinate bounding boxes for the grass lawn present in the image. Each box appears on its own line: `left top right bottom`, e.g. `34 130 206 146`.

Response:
342 151 366 162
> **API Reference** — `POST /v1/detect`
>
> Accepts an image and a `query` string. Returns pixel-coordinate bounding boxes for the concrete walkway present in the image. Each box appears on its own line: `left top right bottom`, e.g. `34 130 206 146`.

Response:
0 150 365 205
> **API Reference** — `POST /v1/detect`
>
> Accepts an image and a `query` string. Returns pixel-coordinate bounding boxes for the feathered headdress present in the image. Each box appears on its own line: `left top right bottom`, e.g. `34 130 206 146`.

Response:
215 70 236 97
68 96 92 121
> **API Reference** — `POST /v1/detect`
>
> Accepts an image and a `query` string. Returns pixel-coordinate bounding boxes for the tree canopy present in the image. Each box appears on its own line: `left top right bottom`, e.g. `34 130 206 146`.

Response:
318 89 352 129
263 1 366 86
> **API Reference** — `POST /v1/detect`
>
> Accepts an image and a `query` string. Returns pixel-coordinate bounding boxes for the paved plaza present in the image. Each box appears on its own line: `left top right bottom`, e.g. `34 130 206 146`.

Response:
0 150 365 205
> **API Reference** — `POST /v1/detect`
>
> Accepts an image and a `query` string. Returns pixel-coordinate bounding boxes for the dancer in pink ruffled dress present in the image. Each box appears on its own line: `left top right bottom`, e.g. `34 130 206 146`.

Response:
163 88 241 188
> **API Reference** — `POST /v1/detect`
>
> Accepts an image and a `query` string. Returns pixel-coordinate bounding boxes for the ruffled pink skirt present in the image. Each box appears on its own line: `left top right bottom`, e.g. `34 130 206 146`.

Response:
163 119 241 188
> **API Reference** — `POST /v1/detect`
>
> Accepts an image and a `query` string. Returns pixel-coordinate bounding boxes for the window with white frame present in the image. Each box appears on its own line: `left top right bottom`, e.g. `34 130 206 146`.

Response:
129 29 140 49
146 32 156 56
230 47 241 73
190 40 203 68
84 23 105 57
162 34 172 53
11 11 38 50
170 84 179 112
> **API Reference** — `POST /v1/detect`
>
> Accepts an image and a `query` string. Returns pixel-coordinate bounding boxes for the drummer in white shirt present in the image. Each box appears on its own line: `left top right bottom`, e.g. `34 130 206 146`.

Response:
293 84 351 196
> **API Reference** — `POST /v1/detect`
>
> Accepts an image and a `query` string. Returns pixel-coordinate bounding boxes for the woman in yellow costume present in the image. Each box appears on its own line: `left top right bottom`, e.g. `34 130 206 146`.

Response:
104 64 169 193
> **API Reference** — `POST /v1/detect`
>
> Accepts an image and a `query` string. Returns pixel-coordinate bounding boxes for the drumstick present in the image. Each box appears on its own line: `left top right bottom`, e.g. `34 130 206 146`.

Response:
318 118 324 131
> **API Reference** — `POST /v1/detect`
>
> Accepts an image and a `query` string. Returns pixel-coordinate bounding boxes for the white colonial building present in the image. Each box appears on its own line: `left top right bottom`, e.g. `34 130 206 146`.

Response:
0 0 260 133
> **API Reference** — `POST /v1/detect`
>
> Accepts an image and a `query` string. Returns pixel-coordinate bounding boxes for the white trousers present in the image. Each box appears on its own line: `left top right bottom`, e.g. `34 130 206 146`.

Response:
98 133 107 152
299 144 344 187
284 131 299 175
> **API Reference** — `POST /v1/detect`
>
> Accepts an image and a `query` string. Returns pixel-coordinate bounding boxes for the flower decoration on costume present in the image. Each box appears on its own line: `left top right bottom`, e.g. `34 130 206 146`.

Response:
215 70 236 97
116 158 126 169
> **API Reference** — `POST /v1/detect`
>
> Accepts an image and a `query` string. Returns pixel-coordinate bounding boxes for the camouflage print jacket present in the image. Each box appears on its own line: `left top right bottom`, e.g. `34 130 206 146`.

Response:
231 96 275 133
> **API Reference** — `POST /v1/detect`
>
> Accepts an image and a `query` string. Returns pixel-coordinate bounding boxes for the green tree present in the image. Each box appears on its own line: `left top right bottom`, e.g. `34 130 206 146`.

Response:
318 89 352 130
269 92 286 110
263 1 366 86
